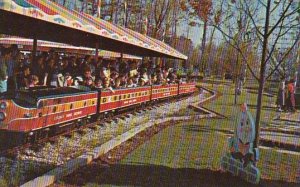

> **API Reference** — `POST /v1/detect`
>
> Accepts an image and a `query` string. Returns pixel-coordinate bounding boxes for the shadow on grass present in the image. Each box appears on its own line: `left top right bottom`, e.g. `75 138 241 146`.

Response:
247 104 277 111
60 163 298 187
183 125 234 135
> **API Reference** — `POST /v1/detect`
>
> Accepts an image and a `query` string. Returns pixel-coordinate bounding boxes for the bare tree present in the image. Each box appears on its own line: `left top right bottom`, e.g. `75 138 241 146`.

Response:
214 0 300 148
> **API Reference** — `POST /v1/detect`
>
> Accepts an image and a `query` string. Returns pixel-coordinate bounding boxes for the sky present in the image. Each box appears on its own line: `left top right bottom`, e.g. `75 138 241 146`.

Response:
177 0 300 48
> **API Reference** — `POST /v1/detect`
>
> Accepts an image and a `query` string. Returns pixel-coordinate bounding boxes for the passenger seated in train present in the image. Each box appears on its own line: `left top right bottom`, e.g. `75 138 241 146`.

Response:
45 58 60 87
102 77 114 93
140 69 149 85
16 65 31 89
32 56 46 85
127 78 136 88
63 72 73 87
119 74 128 88
99 60 111 80
113 78 122 89
8 47 192 92
94 79 102 89
138 78 147 87
167 70 177 84
82 68 95 87
28 75 39 88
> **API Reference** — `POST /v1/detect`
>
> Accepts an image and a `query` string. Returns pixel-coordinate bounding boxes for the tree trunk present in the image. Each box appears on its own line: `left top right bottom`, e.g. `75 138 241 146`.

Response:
234 53 239 105
200 21 207 73
207 26 216 75
254 0 271 148
114 0 119 24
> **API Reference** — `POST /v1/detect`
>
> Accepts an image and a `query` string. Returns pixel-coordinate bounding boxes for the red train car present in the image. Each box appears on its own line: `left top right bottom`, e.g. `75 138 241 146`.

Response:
99 86 151 113
151 84 178 100
179 82 197 95
0 87 98 146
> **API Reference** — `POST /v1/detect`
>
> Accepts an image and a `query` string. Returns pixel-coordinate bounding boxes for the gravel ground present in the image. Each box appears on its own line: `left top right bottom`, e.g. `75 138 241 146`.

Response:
0 90 210 186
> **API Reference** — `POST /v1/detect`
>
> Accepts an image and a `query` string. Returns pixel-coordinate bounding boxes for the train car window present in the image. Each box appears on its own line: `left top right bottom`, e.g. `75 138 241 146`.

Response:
119 95 122 100
127 94 130 99
102 98 107 103
114 96 118 101
57 99 62 104
53 106 57 113
135 93 138 97
84 101 87 107
92 100 95 105
139 92 141 96
131 93 134 97
70 103 73 110
123 95 126 99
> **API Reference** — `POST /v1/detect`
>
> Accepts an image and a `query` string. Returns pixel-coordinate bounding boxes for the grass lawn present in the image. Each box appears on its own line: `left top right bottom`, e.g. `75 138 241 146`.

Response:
115 83 299 186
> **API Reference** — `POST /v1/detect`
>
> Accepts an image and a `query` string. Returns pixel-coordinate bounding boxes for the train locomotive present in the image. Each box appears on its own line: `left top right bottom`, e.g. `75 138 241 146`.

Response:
0 82 196 149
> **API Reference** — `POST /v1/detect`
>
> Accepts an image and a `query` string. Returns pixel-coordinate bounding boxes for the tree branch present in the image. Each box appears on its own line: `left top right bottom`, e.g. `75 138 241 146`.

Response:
214 25 260 81
270 0 282 13
264 17 285 64
243 0 264 37
266 33 300 79
267 0 293 36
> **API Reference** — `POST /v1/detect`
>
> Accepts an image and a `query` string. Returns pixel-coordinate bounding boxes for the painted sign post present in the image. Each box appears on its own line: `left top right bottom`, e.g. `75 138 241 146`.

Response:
221 103 261 184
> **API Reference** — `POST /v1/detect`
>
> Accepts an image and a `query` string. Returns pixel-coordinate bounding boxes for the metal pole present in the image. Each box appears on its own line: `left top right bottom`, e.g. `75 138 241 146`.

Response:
95 41 99 60
121 52 123 61
32 37 37 65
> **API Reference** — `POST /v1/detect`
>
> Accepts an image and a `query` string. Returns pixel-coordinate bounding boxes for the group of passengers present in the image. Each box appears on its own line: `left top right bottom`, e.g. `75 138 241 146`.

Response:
0 45 179 93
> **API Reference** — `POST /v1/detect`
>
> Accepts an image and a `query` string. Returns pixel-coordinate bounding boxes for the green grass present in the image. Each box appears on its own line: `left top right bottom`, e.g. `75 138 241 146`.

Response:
119 83 299 184
198 82 278 128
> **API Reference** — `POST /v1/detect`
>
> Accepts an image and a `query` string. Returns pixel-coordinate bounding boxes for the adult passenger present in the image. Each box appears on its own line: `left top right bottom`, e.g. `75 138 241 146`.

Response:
28 75 39 88
6 45 19 90
0 48 8 93
17 66 31 89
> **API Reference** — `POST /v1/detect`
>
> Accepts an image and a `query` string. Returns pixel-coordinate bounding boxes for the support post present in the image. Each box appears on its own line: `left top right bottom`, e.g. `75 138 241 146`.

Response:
32 37 37 65
95 41 99 61
120 52 123 61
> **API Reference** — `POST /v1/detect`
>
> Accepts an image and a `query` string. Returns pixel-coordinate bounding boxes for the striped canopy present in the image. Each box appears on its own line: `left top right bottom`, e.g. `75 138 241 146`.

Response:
0 0 187 60
0 37 143 59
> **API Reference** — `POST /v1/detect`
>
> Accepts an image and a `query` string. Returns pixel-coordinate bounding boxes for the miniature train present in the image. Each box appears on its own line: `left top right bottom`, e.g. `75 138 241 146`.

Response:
0 82 196 148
